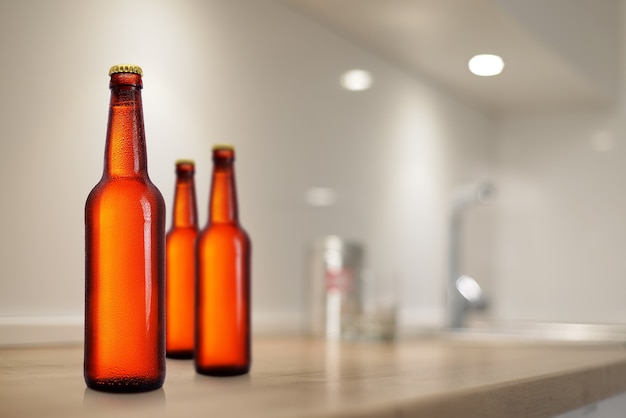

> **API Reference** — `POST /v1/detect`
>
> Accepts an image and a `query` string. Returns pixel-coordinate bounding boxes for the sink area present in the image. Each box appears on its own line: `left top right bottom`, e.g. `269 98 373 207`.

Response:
418 322 626 345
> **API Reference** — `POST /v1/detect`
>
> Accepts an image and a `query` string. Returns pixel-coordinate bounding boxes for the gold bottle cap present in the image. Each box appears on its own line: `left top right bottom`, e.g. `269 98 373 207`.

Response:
212 143 235 151
108 64 143 76
175 159 195 165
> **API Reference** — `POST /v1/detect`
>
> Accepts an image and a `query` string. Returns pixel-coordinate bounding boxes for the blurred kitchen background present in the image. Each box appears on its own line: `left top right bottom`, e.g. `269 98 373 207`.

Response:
0 0 624 344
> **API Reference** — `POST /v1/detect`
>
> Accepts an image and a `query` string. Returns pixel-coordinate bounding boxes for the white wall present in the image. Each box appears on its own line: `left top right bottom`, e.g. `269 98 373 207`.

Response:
0 0 492 343
490 1 626 325
492 110 626 324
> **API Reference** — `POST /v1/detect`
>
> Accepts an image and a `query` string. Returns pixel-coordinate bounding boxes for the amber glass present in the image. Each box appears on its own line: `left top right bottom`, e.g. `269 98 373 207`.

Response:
166 160 199 359
84 67 166 392
196 145 251 376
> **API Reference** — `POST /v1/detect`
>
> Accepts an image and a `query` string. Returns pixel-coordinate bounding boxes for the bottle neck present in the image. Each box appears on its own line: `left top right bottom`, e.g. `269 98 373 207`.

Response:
104 73 148 178
209 161 239 224
173 172 198 228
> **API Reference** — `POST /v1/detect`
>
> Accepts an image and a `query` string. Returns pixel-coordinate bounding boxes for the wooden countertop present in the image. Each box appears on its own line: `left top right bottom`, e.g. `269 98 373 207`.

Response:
2 336 626 418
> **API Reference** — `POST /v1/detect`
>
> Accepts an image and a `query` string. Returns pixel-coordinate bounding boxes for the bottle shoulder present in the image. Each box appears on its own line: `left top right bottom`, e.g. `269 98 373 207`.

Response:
88 176 162 193
166 226 199 238
197 226 251 255
86 177 165 209
198 223 250 242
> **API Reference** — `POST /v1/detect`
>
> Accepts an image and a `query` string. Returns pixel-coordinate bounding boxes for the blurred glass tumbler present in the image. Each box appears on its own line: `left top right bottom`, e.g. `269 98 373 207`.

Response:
308 236 364 340
308 237 398 341
358 269 398 341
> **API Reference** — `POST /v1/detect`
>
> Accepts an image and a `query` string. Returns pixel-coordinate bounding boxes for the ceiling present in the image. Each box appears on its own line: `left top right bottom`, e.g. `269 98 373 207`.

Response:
280 0 621 115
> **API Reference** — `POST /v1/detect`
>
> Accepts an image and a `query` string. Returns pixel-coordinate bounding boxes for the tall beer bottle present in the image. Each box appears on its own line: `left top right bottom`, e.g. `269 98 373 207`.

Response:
166 160 199 359
196 145 251 376
85 65 166 392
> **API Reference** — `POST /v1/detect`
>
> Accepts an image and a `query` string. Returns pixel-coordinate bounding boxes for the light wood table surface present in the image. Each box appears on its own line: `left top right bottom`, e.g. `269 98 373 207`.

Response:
2 336 626 418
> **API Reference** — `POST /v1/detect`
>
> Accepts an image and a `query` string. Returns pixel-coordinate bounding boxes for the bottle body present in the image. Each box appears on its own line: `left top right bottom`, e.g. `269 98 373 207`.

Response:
195 146 251 376
196 225 251 374
84 66 165 392
85 179 166 391
166 161 199 359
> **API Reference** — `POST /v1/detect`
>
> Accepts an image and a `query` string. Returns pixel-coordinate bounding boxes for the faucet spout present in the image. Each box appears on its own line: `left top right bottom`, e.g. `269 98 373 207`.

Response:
447 182 493 329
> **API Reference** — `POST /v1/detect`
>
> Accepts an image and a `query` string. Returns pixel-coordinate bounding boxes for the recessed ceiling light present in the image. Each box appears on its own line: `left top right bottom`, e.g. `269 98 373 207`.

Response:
341 69 373 91
468 54 504 77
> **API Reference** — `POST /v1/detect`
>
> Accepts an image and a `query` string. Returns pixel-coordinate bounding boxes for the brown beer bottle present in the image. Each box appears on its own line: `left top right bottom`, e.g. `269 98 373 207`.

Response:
84 65 166 392
196 145 251 376
166 160 199 359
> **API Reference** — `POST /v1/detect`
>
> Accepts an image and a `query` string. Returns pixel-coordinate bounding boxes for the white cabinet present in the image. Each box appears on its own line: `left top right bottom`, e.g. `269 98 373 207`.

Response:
557 392 626 418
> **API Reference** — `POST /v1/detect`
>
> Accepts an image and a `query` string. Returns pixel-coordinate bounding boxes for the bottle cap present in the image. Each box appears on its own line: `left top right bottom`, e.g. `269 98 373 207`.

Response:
175 159 195 175
175 159 195 165
212 144 235 151
108 64 143 76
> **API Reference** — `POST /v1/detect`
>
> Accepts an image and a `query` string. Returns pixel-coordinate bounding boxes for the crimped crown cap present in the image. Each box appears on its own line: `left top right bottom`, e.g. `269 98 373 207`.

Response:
108 64 143 76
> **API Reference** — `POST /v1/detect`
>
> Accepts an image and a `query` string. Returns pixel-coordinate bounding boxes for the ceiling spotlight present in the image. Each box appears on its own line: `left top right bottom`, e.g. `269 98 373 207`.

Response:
468 54 504 77
341 69 373 91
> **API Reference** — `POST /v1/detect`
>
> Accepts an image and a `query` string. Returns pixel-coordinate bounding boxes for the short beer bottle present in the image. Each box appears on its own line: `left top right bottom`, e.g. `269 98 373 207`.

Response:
166 160 199 359
84 65 166 392
196 145 251 376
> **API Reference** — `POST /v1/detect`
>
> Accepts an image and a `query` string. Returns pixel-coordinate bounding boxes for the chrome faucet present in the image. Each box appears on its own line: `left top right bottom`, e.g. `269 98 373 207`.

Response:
447 182 493 328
